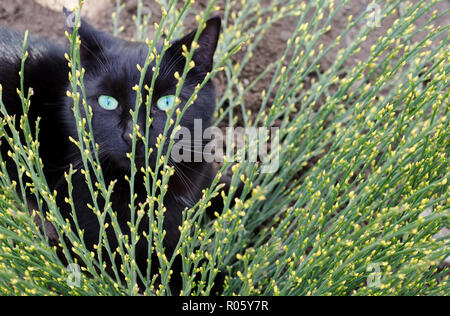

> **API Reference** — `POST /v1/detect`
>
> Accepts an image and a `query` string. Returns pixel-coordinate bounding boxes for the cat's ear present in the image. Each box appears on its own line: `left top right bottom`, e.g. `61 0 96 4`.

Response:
169 16 221 73
63 7 115 61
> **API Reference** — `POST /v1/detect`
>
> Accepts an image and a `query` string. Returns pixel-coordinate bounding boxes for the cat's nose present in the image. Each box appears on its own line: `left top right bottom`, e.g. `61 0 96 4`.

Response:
122 120 134 145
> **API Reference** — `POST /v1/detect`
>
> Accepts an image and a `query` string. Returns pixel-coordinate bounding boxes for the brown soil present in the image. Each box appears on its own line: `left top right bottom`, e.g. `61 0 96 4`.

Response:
0 0 448 114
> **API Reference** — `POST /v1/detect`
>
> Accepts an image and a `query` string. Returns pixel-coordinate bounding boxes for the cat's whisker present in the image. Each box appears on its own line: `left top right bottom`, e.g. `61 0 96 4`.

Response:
158 48 182 78
174 144 210 150
174 140 212 149
159 53 186 82
90 33 109 64
172 159 216 181
52 140 111 190
78 38 109 71
168 158 198 207
174 147 208 155
176 138 212 143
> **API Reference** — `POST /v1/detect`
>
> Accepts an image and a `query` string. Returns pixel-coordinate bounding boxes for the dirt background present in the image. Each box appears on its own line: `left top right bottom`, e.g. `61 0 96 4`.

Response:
1 0 448 114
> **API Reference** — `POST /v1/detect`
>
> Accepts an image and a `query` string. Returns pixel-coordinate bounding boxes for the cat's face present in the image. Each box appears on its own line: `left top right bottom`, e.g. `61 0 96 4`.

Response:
65 12 220 170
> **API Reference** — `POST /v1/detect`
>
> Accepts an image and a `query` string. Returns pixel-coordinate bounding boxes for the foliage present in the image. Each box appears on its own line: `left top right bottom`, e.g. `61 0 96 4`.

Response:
0 0 448 295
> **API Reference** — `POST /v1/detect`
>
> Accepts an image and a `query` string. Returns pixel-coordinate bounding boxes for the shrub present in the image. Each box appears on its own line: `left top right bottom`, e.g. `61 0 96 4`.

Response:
0 0 448 295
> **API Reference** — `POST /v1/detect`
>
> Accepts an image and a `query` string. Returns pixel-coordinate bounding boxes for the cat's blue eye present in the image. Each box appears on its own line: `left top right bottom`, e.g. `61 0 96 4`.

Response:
98 95 119 110
157 95 176 111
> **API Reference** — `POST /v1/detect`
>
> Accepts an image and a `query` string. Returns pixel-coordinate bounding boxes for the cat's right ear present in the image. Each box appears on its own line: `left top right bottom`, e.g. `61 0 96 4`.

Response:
63 7 115 61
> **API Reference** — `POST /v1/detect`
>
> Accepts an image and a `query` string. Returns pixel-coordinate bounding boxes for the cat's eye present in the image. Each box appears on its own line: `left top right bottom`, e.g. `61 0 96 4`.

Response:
98 95 119 111
157 95 176 111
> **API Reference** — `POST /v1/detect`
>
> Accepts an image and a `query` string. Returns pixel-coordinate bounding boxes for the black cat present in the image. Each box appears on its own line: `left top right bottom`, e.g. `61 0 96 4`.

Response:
0 10 233 295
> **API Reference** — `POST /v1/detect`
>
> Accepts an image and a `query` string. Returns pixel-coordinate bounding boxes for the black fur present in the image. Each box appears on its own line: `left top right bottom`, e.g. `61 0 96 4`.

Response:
0 13 228 295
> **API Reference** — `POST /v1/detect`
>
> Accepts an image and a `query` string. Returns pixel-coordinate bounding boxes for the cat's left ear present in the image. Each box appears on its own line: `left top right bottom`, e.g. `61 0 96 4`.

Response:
63 7 115 61
169 16 221 73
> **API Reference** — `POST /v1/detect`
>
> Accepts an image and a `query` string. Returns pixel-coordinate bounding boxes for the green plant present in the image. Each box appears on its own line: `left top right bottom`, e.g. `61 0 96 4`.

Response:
0 0 448 296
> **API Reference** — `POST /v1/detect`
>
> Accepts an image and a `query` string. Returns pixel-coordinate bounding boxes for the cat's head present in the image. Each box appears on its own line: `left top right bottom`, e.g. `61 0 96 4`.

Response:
63 9 220 170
